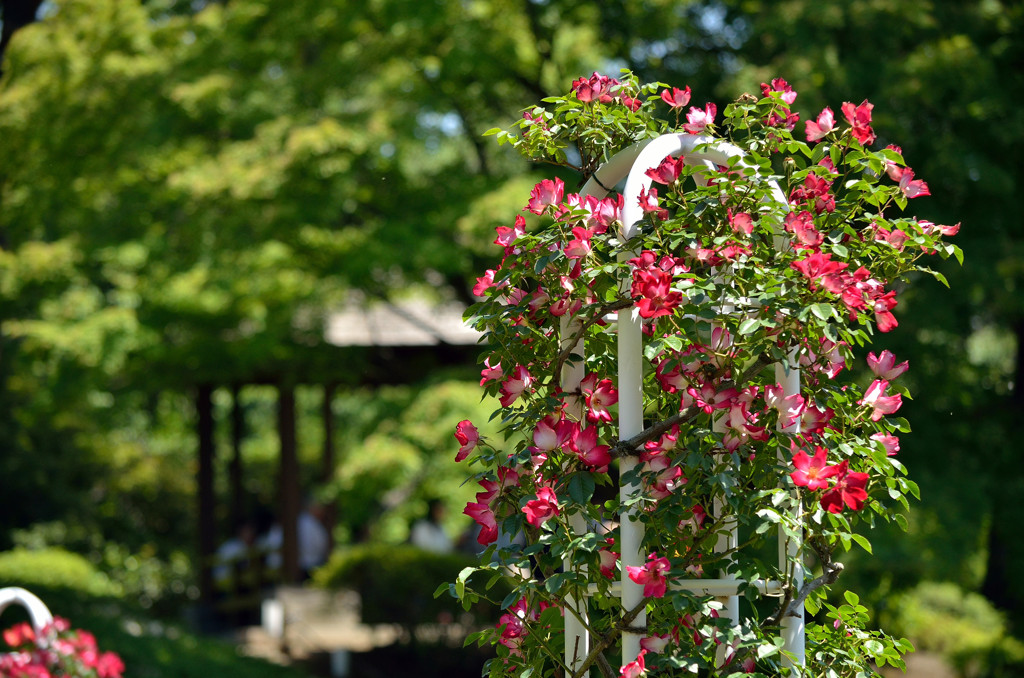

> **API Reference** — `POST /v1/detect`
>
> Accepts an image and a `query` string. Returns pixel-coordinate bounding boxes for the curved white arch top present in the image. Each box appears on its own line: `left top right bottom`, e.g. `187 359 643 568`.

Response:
0 587 54 643
579 132 788 242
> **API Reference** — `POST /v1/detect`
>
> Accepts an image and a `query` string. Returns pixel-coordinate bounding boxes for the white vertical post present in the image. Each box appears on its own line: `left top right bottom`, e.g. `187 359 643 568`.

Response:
617 300 646 663
776 359 805 670
560 316 590 674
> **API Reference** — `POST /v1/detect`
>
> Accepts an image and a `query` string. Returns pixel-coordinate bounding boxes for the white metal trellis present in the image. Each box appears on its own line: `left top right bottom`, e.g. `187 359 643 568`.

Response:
560 133 805 675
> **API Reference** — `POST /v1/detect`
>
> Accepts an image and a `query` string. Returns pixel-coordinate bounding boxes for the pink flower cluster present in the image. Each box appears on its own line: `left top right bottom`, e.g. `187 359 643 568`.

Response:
462 466 521 545
649 329 845 457
456 372 619 541
1 618 124 678
791 251 901 332
572 72 644 111
761 78 800 131
790 445 870 513
496 597 558 653
785 350 909 513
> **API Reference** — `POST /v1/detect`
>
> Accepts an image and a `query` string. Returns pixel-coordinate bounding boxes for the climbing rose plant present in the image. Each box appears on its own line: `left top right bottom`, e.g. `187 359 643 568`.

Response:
1 617 125 678
443 71 961 677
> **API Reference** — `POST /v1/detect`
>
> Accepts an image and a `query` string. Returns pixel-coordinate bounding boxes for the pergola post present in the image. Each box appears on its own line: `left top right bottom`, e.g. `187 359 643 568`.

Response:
321 381 337 552
278 382 301 583
196 383 217 603
229 383 245 531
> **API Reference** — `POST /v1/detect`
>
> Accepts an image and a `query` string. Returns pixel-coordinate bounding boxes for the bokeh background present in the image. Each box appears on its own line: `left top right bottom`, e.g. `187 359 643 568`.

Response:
1 1 1022 676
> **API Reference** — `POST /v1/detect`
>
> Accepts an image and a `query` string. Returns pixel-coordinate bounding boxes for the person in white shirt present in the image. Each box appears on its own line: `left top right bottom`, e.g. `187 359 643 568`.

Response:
297 502 330 578
260 500 331 580
410 499 453 554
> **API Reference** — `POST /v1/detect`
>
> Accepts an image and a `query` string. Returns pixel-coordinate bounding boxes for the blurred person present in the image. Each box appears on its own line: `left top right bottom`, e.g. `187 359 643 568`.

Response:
260 499 330 580
298 499 330 578
410 498 453 554
213 518 258 585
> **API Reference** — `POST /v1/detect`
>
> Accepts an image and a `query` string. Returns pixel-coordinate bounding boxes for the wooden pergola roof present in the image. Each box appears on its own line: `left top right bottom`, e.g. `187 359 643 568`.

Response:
195 297 482 605
325 298 482 348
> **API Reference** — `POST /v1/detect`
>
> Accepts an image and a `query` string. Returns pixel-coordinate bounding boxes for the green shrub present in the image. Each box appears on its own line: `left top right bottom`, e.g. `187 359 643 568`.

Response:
313 544 508 629
0 547 117 596
885 582 1024 677
11 524 194 615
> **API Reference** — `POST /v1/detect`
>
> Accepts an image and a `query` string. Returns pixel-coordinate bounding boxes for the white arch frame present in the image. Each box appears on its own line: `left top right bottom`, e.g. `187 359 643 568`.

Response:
0 587 54 648
560 133 804 674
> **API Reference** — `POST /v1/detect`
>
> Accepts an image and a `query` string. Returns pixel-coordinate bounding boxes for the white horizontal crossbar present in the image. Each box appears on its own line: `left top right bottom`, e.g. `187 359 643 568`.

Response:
587 578 783 598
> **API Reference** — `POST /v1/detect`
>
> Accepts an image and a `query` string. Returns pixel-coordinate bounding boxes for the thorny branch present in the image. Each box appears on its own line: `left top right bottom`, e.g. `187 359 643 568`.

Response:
571 596 652 678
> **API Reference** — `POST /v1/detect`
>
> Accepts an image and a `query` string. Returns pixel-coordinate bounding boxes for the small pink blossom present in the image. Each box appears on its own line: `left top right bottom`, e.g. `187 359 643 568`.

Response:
564 226 594 259
531 415 576 453
640 633 671 654
638 186 669 220
765 383 806 428
479 357 503 386
620 650 648 678
626 552 672 598
805 106 835 142
841 100 876 146
895 167 931 199
473 269 498 296
860 379 902 421
784 210 823 248
523 486 560 527
727 209 755 236
791 251 848 288
790 445 839 491
871 433 900 456
799 403 835 435
454 420 479 462
581 373 619 423
660 86 692 109
634 269 682 319
526 177 565 215
464 500 498 544
494 215 526 250
683 102 717 134
599 539 619 578
496 597 532 651
761 77 797 105
874 292 899 333
499 365 534 407
820 461 870 513
685 382 739 414
641 425 680 461
867 350 908 380
645 155 686 184
644 455 686 500
572 72 619 103
919 220 960 237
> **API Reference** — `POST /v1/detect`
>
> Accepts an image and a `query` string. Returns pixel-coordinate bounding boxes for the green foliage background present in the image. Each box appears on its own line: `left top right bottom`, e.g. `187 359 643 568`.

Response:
1 0 1022 672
